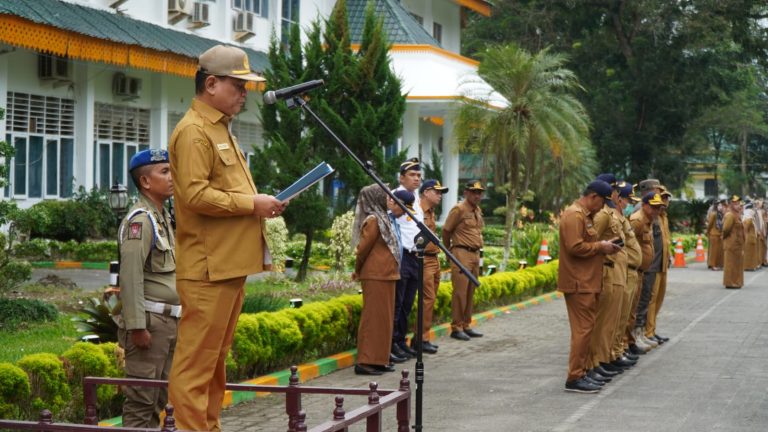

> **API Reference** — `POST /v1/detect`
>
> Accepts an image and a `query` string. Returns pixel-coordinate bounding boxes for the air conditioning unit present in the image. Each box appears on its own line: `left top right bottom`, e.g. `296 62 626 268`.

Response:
38 55 71 81
168 0 191 15
234 11 255 34
112 73 142 99
191 2 210 25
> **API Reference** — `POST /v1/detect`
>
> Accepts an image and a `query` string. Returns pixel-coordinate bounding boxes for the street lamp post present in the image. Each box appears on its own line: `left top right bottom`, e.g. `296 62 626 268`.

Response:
108 181 129 287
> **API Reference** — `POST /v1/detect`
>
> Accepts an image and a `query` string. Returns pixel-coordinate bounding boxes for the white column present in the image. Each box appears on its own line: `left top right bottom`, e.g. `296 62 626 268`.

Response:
0 53 8 201
150 73 168 149
401 103 420 160
74 62 95 191
440 114 459 223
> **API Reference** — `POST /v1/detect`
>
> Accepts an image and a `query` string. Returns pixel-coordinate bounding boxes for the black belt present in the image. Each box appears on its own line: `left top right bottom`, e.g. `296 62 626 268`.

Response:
453 245 480 253
603 261 614 268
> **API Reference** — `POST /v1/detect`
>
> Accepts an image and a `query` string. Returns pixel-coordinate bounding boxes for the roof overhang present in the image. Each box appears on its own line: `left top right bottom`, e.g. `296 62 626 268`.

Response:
455 0 491 17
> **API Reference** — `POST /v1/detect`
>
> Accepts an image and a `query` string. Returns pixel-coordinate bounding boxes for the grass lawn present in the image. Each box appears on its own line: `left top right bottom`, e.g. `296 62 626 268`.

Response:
0 314 81 364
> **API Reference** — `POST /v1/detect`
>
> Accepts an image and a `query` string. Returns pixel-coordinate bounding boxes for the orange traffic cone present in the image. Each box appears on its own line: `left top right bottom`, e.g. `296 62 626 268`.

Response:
673 238 687 268
695 234 706 263
536 239 550 265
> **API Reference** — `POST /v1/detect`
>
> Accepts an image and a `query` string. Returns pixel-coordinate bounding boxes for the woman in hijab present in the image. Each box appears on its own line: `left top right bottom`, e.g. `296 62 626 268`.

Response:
351 184 408 375
742 205 759 271
706 199 725 270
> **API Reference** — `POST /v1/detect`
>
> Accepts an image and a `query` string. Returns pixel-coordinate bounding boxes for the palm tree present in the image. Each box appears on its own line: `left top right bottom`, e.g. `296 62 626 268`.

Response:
454 43 596 270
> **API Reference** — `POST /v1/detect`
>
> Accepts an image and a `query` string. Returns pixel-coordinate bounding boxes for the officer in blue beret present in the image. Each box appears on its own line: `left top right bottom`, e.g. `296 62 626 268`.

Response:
116 148 179 428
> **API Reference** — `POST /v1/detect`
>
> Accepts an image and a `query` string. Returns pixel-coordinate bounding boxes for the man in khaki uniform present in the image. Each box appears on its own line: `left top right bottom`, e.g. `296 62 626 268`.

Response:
627 192 660 354
117 149 178 428
722 195 745 289
442 180 485 341
412 179 448 354
645 187 672 344
167 45 286 432
559 180 620 393
587 174 632 380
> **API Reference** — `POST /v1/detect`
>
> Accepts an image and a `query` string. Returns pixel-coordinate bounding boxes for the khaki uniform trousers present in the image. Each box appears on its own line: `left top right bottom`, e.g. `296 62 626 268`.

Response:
416 256 441 341
588 280 622 368
450 248 480 332
645 271 667 337
612 269 638 358
357 279 396 366
624 271 643 347
564 292 599 382
168 276 245 432
119 312 178 428
708 233 724 269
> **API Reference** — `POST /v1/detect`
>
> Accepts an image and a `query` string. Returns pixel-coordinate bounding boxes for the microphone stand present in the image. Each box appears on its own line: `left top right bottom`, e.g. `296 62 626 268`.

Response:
288 95 480 431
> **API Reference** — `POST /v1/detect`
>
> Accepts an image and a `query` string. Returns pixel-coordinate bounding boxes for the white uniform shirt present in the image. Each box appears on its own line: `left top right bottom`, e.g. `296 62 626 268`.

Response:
394 184 424 251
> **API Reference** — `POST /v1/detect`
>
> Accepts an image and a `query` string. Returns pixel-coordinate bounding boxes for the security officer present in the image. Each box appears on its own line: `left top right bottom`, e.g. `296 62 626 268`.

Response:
117 149 178 428
722 195 745 288
412 179 448 354
391 158 423 360
558 180 620 393
645 186 672 344
442 180 485 341
631 192 664 349
168 45 287 432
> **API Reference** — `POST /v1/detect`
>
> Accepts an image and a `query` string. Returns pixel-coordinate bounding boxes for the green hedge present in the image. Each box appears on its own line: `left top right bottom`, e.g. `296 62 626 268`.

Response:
12 239 117 262
230 261 558 378
0 298 58 327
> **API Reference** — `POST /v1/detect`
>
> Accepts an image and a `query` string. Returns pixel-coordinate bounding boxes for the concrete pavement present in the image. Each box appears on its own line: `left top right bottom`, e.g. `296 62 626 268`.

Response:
220 262 768 431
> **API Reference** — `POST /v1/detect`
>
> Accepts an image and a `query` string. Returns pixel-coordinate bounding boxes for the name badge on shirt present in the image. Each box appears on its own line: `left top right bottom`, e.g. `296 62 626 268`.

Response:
217 143 230 150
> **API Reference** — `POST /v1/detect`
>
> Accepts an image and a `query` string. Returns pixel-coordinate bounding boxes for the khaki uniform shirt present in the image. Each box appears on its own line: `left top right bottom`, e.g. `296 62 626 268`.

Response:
593 205 628 286
557 200 603 293
659 212 671 272
355 216 400 281
623 215 643 270
442 200 484 251
118 195 178 330
630 210 654 271
420 200 440 255
169 99 268 281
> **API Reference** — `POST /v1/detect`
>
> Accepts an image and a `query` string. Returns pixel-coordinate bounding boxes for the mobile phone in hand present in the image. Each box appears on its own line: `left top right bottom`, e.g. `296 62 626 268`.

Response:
611 238 624 247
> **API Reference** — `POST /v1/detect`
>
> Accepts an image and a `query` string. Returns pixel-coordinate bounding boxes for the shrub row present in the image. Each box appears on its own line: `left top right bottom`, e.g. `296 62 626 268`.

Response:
0 342 123 421
0 298 58 328
12 239 117 263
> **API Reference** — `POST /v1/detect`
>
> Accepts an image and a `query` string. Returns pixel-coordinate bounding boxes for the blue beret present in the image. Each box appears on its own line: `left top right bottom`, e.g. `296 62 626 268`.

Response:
596 173 617 186
587 180 613 199
393 189 415 210
399 157 421 174
129 149 169 172
420 179 449 194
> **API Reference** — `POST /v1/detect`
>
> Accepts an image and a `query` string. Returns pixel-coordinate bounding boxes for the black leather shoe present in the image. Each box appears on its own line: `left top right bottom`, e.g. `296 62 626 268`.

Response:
599 362 624 374
587 369 612 383
354 364 383 376
464 328 483 338
611 357 636 368
594 365 619 377
564 378 601 393
655 334 670 343
628 344 647 355
398 342 417 357
389 353 407 363
412 341 438 354
583 375 605 387
623 351 639 361
450 331 470 341
391 343 411 359
372 364 396 373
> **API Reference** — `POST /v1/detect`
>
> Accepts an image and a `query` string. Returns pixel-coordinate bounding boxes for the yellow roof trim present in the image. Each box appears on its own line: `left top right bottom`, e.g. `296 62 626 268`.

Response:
456 0 491 17
351 43 479 67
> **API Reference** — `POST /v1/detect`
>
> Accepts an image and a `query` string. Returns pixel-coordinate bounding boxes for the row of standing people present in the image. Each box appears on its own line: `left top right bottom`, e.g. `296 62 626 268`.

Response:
706 196 767 289
559 175 673 394
352 158 487 375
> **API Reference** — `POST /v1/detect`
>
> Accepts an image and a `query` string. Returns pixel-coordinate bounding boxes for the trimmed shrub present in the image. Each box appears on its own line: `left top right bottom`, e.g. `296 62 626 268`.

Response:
0 298 58 328
0 232 32 293
265 216 289 272
0 362 30 419
16 353 70 419
62 342 121 419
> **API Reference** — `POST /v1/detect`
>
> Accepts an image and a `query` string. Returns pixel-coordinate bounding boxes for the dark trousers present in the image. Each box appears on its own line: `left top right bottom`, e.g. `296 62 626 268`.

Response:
635 271 657 328
393 251 418 345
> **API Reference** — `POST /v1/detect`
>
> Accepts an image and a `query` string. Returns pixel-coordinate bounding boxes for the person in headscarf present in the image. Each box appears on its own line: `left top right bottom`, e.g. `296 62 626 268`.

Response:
722 195 745 289
706 199 725 270
742 205 759 271
351 184 409 375
754 200 767 266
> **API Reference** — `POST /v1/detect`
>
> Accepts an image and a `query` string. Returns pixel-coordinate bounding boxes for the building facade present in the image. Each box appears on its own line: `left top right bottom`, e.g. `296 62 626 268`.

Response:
0 0 494 218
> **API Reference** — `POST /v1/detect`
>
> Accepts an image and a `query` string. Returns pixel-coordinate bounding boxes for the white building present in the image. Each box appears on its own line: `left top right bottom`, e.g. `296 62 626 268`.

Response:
0 0 494 218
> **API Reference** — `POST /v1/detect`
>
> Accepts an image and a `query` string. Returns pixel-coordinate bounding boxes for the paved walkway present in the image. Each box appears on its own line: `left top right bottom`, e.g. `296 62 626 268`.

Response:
220 262 768 431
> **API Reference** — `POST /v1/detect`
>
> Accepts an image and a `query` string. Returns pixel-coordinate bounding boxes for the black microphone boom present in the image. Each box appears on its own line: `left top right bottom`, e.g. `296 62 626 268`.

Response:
263 79 324 105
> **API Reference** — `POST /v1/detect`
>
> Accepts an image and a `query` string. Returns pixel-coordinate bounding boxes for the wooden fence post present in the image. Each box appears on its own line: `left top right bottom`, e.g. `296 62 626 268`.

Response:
161 405 177 432
397 370 411 432
366 382 381 432
286 365 302 432
83 380 98 425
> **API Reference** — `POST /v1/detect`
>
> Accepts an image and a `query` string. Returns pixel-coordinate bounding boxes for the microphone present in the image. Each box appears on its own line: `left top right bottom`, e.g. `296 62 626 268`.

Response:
263 79 324 105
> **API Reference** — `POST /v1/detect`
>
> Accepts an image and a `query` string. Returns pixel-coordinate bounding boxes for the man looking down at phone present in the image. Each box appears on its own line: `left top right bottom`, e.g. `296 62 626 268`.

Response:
558 179 622 394
585 174 634 385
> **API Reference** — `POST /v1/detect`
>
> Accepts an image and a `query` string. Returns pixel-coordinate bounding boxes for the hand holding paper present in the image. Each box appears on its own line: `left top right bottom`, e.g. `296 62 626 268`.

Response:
275 162 335 202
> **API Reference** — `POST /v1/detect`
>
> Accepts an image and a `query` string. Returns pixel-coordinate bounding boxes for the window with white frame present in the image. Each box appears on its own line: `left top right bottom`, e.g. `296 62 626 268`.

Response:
5 92 75 199
94 103 150 194
233 0 269 17
280 0 300 47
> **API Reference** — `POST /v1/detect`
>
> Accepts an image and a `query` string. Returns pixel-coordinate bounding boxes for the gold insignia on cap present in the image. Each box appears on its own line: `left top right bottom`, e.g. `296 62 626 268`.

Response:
731 194 741 202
